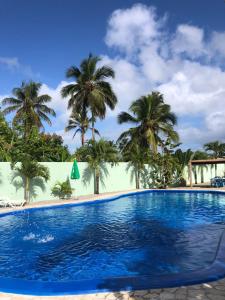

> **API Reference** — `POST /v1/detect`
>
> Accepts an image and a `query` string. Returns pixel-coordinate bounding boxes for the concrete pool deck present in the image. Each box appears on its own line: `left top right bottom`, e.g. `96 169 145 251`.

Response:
1 278 225 300
1 188 225 300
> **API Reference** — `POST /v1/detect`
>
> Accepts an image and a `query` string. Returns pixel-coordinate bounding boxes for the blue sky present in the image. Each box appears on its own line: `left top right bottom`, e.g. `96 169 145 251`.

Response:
0 0 225 151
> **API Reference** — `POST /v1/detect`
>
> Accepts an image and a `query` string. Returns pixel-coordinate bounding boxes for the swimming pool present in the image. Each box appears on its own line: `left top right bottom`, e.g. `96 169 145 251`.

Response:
1 190 225 295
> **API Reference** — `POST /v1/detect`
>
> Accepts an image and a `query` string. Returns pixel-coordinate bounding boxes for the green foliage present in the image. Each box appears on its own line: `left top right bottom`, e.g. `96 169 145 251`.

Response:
12 160 50 203
0 112 14 161
61 54 117 140
119 137 151 188
65 111 100 146
51 177 73 199
118 92 179 153
204 141 225 158
174 148 194 185
193 150 209 160
76 139 118 194
8 128 70 163
2 81 56 140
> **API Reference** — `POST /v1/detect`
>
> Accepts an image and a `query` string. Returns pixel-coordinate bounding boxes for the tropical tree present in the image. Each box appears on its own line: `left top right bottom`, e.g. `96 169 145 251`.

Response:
124 144 150 189
174 149 194 186
12 160 50 204
0 112 14 161
65 111 99 146
61 54 117 140
9 128 71 162
118 128 150 189
204 141 225 158
76 139 118 194
191 151 209 184
2 81 56 140
204 141 225 177
118 92 179 153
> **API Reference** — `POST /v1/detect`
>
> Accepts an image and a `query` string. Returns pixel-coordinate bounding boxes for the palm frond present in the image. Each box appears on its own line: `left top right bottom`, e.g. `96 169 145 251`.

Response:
94 66 115 80
36 94 52 104
118 112 138 124
66 66 81 79
2 97 22 106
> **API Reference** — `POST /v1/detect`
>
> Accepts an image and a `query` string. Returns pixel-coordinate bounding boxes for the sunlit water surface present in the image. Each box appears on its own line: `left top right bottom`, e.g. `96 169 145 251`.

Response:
0 191 225 282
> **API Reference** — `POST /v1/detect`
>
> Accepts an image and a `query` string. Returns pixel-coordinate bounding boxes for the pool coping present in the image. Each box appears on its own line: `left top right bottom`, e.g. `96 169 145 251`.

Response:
1 189 225 296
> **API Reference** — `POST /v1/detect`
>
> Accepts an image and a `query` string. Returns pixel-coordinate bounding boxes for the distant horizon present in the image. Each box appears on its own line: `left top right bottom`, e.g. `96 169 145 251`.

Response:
0 0 225 151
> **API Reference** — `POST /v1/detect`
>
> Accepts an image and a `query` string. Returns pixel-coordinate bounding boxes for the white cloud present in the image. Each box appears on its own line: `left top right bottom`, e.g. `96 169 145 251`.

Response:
101 4 225 149
39 81 71 129
158 62 225 116
0 56 38 78
138 44 176 83
171 24 206 58
101 55 149 114
105 4 165 55
209 31 225 57
0 57 20 69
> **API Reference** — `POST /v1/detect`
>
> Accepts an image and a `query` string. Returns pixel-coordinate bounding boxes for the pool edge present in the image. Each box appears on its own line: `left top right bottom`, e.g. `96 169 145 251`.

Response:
1 189 225 295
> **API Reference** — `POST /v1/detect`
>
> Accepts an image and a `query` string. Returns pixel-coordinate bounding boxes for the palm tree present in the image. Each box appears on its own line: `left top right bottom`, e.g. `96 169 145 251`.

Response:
2 81 56 140
81 139 118 194
118 92 178 153
125 144 150 189
61 54 117 140
204 141 225 158
204 141 225 177
193 151 209 184
174 149 194 185
12 160 50 204
65 111 99 146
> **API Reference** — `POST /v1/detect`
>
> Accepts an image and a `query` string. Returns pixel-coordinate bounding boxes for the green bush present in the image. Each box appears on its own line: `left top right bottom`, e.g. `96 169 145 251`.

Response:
51 177 73 199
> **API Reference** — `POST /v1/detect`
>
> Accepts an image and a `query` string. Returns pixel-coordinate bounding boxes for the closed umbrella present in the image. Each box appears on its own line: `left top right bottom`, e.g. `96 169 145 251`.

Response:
71 159 80 180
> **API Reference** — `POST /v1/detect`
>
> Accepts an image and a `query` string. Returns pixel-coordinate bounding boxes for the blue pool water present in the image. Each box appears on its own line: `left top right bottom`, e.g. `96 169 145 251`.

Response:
1 191 225 295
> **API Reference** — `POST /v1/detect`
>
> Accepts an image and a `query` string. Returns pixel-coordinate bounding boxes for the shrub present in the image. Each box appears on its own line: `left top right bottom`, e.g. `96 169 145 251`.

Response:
51 177 73 199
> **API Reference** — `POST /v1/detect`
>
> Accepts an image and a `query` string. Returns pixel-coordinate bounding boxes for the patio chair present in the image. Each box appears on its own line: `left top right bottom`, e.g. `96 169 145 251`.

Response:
0 198 26 208
211 177 223 188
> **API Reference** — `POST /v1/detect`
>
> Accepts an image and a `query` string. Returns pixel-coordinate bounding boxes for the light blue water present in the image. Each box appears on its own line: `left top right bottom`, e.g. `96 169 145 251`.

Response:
0 191 225 283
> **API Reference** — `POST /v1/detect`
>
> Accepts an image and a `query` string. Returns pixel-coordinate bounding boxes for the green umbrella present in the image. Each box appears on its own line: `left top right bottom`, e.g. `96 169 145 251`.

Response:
71 159 80 180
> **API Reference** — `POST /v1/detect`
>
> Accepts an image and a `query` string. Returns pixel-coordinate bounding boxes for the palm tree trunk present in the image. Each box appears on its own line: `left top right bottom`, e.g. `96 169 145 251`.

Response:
91 113 95 141
96 174 100 194
95 168 100 194
24 176 29 204
135 170 140 189
81 131 85 146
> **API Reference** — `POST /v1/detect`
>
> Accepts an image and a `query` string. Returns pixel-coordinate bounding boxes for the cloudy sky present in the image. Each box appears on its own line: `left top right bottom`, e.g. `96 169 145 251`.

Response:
0 0 225 152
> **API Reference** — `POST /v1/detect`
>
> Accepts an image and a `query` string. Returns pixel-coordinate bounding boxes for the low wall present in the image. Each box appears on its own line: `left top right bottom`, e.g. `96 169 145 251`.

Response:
184 163 225 185
1 162 225 203
0 162 136 202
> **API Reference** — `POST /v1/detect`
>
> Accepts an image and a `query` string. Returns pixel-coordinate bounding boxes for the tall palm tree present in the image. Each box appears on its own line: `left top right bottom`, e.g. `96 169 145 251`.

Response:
61 54 117 140
2 81 56 140
65 111 99 146
118 92 179 153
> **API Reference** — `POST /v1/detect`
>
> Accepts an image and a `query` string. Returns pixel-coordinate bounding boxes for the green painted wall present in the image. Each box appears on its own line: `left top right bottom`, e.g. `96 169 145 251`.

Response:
184 164 225 184
1 162 224 203
0 162 136 202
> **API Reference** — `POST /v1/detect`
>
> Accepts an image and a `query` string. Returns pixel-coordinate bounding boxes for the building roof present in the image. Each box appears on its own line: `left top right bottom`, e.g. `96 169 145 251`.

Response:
191 158 225 165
